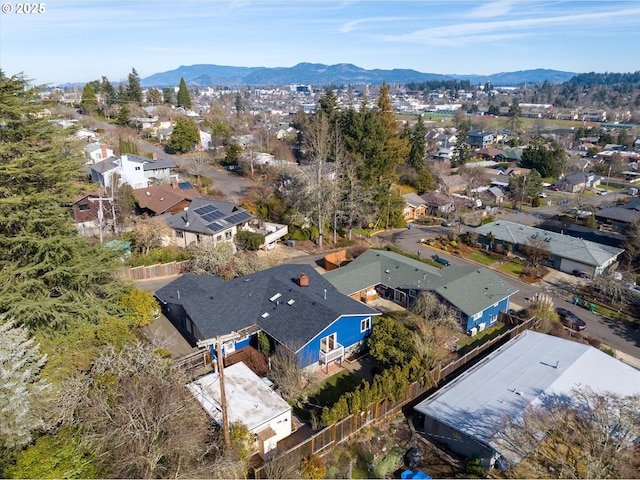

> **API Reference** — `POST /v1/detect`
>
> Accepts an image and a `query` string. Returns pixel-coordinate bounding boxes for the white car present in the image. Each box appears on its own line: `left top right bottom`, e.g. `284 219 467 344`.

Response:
538 193 548 198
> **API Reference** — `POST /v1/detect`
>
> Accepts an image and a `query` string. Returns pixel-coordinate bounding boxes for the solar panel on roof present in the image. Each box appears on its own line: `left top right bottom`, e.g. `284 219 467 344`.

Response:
201 210 225 222
194 204 216 215
207 221 227 232
178 182 193 190
226 211 252 224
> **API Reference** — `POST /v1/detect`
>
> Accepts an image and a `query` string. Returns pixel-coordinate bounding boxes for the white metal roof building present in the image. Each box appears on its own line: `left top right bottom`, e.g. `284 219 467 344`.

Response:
414 330 640 469
188 362 292 459
474 220 624 277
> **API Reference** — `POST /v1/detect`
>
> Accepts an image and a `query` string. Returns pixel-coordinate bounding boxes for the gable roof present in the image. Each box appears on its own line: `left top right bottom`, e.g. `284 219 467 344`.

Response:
155 264 378 351
122 154 175 171
415 330 640 465
420 191 454 207
164 197 254 235
474 221 624 267
134 183 197 215
90 157 119 174
402 192 426 208
324 249 518 317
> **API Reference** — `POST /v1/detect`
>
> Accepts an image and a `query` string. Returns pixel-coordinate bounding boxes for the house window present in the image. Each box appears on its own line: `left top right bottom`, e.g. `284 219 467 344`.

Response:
225 231 232 240
360 317 371 332
216 235 222 242
135 166 141 171
321 333 336 353
78 203 90 211
472 311 482 321
176 230 184 238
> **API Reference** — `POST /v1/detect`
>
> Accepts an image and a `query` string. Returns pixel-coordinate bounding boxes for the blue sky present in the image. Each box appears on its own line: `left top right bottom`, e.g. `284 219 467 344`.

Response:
1 0 639 85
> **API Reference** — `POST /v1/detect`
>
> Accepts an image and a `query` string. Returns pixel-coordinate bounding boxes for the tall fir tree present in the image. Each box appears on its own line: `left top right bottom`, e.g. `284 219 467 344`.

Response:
176 77 192 109
100 76 117 107
125 67 142 104
80 83 98 114
167 117 199 153
0 71 127 332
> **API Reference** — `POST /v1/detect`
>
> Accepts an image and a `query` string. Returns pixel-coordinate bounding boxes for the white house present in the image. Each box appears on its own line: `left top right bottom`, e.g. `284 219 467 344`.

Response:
84 142 114 165
188 362 292 459
90 154 177 189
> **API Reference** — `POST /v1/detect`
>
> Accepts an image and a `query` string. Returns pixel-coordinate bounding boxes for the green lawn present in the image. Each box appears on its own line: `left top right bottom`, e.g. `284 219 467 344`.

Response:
466 251 503 265
308 370 362 407
498 259 525 276
456 324 508 353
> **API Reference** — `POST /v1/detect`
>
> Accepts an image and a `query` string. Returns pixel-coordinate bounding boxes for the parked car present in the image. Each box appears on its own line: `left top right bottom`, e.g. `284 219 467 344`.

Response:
572 269 590 279
431 254 451 267
556 308 587 331
538 193 548 198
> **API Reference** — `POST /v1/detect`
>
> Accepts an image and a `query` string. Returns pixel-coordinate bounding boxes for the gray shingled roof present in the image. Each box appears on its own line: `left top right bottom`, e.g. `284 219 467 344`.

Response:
324 249 518 317
164 198 254 235
123 153 175 170
474 221 624 267
90 157 119 174
155 264 379 352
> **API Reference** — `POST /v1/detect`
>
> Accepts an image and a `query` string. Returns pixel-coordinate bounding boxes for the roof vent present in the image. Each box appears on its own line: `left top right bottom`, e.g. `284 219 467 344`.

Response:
299 272 309 287
287 299 295 306
261 312 269 318
145 191 151 196
269 293 282 302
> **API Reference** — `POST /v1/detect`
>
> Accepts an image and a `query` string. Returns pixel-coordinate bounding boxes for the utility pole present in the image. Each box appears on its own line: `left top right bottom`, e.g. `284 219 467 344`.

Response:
216 338 231 449
89 196 114 243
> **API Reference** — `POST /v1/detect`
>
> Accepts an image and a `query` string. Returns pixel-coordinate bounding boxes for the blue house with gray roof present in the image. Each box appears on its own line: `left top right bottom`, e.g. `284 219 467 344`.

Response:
324 249 518 334
155 264 379 370
474 220 624 277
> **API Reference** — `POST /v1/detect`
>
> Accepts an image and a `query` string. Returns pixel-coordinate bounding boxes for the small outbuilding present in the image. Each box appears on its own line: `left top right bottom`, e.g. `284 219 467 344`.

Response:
188 362 292 459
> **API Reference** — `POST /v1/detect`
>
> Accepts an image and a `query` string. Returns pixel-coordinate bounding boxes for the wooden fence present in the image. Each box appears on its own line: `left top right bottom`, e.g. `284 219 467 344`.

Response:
253 315 537 478
120 260 191 281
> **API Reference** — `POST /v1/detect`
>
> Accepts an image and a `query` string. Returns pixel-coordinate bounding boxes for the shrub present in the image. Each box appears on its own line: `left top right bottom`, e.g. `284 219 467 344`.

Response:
300 455 327 480
236 230 264 251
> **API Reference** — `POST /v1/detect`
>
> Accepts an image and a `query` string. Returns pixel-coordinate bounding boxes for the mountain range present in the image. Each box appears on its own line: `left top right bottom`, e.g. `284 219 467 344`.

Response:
141 63 578 87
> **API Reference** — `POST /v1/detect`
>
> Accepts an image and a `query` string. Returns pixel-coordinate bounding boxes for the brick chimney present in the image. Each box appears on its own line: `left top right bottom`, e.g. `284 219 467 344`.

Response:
299 272 309 287
152 152 158 160
101 144 107 159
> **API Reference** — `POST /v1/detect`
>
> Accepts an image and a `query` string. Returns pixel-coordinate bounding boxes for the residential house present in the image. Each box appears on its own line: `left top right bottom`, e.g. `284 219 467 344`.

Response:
438 174 467 194
420 191 456 215
197 129 211 151
83 142 114 165
154 265 380 370
594 196 640 231
324 249 518 334
188 362 291 459
164 197 254 248
134 182 198 216
402 192 428 221
474 220 624 277
468 131 494 149
554 172 600 193
90 154 177 190
414 330 640 469
71 193 115 237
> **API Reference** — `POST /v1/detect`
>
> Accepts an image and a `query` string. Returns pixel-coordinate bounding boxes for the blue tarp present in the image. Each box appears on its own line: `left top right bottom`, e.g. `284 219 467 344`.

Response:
401 470 432 479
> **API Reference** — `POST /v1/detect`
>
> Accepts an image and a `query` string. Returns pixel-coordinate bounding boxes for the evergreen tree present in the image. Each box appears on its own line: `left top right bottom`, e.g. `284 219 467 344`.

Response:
115 104 130 126
234 92 244 117
125 67 142 104
520 140 565 178
100 76 117 107
176 77 192 109
80 83 98 114
0 317 49 448
167 117 199 153
163 87 174 105
452 119 471 167
0 72 127 331
407 116 426 172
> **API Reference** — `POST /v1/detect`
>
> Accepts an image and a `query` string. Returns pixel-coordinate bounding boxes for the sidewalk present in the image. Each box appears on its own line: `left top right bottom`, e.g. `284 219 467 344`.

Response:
616 350 640 371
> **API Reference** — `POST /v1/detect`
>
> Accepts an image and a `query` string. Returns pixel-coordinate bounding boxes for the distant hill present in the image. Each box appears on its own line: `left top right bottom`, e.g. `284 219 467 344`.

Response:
141 63 578 87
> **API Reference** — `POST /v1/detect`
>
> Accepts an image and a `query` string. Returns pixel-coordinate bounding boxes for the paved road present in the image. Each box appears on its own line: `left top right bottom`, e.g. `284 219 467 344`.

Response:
375 224 640 363
73 109 254 201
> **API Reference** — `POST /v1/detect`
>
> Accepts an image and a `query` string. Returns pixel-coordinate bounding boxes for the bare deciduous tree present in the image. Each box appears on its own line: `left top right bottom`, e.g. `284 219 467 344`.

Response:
494 389 640 479
130 216 172 255
268 346 310 401
523 237 551 268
